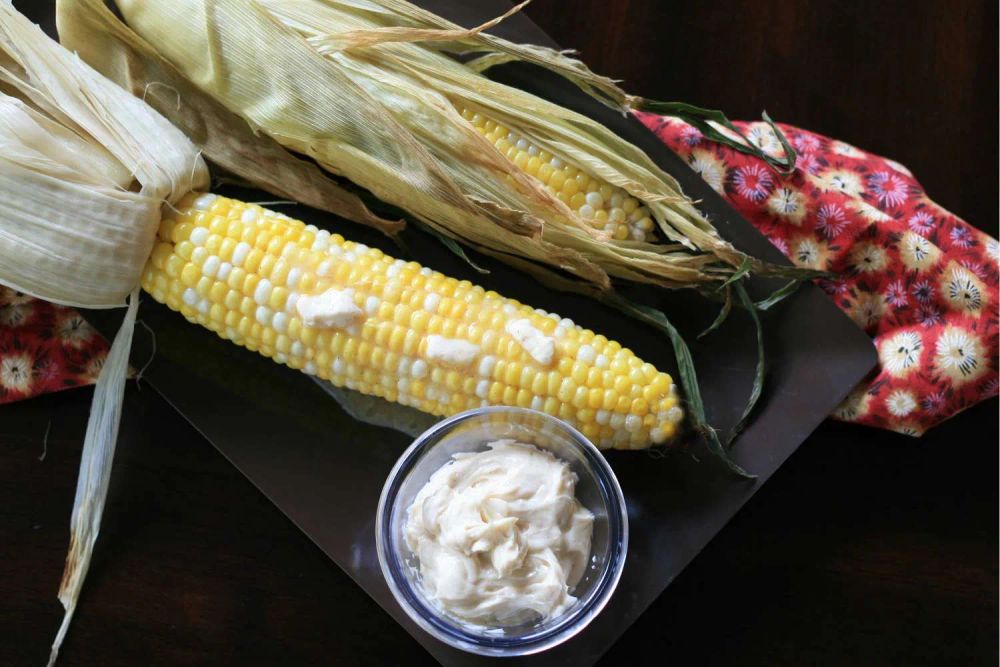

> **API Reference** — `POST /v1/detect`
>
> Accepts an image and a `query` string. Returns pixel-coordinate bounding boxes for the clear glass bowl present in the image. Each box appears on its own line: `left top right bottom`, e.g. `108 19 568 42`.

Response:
376 407 628 657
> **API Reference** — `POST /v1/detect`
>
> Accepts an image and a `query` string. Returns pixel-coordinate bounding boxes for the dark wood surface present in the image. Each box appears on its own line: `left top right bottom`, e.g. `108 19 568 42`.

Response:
525 0 998 231
2 1 997 665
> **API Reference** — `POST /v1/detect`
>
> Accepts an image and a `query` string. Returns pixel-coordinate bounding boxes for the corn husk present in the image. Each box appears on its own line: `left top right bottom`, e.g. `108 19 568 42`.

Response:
0 5 209 664
0 9 204 306
59 0 749 291
53 0 403 238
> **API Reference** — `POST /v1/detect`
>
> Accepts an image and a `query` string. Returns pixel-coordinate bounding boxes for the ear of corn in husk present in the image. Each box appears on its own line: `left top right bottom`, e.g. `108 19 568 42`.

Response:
59 0 757 292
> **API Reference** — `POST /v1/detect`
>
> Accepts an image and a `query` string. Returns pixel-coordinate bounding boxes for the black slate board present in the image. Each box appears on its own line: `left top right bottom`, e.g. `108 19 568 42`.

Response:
52 0 879 664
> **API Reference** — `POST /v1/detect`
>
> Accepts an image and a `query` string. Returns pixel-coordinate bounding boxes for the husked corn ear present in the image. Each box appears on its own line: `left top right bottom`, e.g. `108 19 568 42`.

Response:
142 193 684 449
460 107 657 243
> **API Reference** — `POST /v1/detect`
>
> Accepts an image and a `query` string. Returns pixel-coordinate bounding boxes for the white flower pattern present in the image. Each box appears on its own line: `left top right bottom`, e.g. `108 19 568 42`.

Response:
934 327 985 384
687 150 725 194
886 389 917 417
941 265 985 313
767 187 807 224
850 243 888 273
880 331 922 377
1 353 33 394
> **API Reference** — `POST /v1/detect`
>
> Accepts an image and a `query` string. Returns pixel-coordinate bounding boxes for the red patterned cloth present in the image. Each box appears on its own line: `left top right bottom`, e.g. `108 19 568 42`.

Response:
0 286 108 402
638 113 999 435
1 118 997 435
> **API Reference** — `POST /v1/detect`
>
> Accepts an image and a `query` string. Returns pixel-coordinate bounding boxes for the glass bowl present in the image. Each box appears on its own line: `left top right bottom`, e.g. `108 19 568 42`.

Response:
376 407 628 657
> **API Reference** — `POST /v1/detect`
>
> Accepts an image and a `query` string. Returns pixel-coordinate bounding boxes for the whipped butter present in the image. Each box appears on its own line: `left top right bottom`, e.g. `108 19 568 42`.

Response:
295 287 362 329
404 440 594 626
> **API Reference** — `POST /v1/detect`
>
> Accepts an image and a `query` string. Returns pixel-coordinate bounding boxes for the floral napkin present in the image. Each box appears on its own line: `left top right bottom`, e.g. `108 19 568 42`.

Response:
639 113 998 435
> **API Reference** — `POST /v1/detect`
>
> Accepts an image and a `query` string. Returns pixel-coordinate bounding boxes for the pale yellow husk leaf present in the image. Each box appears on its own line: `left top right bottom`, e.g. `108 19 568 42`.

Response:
0 2 206 308
0 6 209 665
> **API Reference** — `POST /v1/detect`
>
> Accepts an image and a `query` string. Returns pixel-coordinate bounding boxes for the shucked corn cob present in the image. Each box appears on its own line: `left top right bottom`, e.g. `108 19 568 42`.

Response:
142 193 684 449
461 107 657 243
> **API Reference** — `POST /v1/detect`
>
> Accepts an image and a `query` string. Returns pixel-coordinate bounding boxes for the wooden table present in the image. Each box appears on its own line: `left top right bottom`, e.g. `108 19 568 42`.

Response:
2 1 997 665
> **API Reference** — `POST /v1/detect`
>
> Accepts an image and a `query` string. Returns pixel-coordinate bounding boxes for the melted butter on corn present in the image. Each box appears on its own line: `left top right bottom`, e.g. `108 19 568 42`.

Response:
142 193 684 449
460 107 656 242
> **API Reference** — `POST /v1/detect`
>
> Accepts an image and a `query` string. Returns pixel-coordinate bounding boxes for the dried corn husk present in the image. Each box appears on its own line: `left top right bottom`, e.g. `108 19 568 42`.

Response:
59 0 752 291
0 11 205 306
53 0 404 238
0 5 208 664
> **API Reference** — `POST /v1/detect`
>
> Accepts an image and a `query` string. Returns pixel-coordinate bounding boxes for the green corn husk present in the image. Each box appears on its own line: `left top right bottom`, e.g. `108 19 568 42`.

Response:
56 0 780 292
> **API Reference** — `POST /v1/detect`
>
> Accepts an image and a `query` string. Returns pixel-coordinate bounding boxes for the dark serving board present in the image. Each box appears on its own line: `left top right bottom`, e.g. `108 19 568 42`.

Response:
25 0 878 664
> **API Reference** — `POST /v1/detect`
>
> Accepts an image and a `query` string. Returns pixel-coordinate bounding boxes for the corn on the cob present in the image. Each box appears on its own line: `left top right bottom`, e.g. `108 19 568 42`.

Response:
142 192 684 449
461 107 656 243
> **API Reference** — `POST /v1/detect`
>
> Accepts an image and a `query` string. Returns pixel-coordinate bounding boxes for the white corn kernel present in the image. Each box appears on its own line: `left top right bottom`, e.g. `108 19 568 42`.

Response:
190 227 209 245
255 305 273 326
478 355 497 378
311 230 331 251
192 193 217 210
423 293 441 313
666 406 684 424
232 242 250 266
202 255 220 278
254 278 273 305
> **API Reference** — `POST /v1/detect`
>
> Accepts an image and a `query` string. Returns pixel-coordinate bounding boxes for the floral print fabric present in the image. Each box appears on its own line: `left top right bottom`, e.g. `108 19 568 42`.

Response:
1 117 996 435
0 286 108 403
638 113 999 435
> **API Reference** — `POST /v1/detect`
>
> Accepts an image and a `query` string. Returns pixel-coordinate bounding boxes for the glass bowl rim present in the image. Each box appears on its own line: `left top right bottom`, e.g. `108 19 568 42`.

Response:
376 406 629 657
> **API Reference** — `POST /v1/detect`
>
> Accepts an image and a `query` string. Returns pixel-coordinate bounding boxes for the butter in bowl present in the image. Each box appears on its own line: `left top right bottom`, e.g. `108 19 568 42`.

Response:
376 407 628 656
